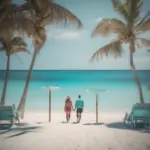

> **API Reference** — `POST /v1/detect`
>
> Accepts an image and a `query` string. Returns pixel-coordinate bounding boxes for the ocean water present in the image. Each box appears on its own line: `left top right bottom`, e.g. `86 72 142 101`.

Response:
0 70 150 112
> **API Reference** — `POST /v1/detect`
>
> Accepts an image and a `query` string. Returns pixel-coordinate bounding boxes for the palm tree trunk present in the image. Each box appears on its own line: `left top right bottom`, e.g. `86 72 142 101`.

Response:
129 47 144 104
0 55 10 105
17 50 38 118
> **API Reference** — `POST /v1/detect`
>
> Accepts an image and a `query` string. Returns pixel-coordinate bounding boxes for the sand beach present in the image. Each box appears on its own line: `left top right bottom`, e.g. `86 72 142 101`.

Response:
0 111 150 150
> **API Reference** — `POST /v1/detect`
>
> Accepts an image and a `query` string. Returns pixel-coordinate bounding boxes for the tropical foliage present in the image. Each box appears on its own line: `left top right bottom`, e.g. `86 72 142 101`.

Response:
90 0 150 103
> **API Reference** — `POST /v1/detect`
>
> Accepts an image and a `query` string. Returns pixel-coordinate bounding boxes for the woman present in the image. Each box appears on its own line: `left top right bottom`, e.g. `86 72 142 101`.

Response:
64 96 74 122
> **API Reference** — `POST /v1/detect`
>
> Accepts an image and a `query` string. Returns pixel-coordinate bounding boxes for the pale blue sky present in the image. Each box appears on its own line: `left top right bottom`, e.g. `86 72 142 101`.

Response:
0 0 150 70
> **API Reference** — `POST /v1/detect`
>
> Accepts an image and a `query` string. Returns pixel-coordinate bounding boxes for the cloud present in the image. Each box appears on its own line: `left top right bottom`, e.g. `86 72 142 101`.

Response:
46 25 85 40
55 31 82 39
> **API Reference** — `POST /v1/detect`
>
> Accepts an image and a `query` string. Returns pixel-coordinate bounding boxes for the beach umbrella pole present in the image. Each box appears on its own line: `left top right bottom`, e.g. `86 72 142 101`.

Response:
86 89 106 124
96 93 98 123
49 89 51 122
41 86 60 123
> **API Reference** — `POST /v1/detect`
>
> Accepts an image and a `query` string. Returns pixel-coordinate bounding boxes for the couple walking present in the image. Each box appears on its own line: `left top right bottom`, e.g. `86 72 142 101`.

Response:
64 95 84 123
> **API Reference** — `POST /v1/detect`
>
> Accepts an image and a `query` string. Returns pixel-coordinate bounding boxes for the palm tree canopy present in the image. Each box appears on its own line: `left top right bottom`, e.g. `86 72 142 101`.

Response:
91 0 150 61
21 0 82 52
0 2 34 50
92 18 128 37
90 39 123 62
112 0 143 26
0 37 29 56
22 0 82 28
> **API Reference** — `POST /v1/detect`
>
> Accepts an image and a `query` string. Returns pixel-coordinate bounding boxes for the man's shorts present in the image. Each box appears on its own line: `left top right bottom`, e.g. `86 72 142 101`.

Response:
77 108 83 114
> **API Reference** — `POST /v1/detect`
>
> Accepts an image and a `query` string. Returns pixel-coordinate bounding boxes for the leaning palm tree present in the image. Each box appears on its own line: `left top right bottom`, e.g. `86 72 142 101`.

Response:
0 1 34 105
90 0 150 104
17 0 82 118
0 37 29 105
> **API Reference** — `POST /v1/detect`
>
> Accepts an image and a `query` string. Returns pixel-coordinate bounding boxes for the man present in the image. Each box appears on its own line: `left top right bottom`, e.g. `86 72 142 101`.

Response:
75 95 84 123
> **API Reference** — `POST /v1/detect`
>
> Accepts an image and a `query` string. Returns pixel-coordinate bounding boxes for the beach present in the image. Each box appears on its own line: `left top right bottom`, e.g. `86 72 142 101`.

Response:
0 111 150 150
0 71 150 150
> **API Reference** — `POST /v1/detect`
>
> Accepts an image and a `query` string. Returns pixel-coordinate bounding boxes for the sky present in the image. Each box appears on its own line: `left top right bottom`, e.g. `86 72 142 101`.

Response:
0 0 150 70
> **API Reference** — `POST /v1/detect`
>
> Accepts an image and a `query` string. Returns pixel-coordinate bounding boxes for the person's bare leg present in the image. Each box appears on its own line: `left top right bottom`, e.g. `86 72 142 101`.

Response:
77 113 81 123
66 112 69 122
76 113 81 123
66 112 71 123
68 114 71 122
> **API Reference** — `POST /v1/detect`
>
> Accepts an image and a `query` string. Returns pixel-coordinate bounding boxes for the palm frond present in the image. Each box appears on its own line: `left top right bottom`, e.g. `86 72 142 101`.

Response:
11 47 29 54
127 0 143 25
0 36 30 55
92 18 128 37
11 37 27 47
134 11 150 32
0 3 34 42
10 37 29 54
23 1 82 28
39 2 82 28
90 39 123 62
135 19 150 34
111 0 129 22
112 0 143 25
135 38 150 48
25 0 51 17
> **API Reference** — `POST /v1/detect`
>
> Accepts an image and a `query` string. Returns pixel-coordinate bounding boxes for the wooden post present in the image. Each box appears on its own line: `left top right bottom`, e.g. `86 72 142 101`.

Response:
96 93 98 123
49 89 51 122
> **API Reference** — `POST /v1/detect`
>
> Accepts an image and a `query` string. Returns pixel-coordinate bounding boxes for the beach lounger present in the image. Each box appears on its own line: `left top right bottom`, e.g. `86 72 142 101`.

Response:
0 105 20 129
124 103 150 129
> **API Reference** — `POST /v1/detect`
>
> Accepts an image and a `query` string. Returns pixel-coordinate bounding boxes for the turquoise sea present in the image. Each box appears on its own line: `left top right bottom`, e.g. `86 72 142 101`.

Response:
0 70 150 112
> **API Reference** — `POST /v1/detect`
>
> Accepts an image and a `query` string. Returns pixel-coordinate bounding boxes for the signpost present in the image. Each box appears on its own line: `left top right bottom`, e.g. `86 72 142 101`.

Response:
86 89 106 123
42 86 60 122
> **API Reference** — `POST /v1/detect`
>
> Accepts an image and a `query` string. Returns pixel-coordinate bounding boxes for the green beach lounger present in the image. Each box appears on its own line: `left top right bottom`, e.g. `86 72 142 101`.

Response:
0 105 20 128
124 103 150 129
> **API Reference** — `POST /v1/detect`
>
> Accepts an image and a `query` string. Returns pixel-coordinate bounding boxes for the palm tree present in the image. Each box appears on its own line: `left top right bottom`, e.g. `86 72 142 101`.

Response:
0 1 34 105
90 0 150 104
0 37 29 105
17 0 82 118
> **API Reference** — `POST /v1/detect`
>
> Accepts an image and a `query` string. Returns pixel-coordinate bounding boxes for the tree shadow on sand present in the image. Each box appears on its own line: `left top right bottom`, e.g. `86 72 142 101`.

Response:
105 122 150 133
5 130 34 139
0 125 42 139
106 122 128 130
15 122 30 126
83 122 104 126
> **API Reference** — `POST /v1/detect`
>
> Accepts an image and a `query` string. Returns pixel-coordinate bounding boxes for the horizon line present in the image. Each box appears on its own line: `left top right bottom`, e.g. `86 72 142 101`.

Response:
0 69 150 71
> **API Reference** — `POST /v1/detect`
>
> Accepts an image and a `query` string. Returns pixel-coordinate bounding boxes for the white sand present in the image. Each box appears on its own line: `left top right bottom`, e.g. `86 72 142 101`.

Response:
0 111 150 150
